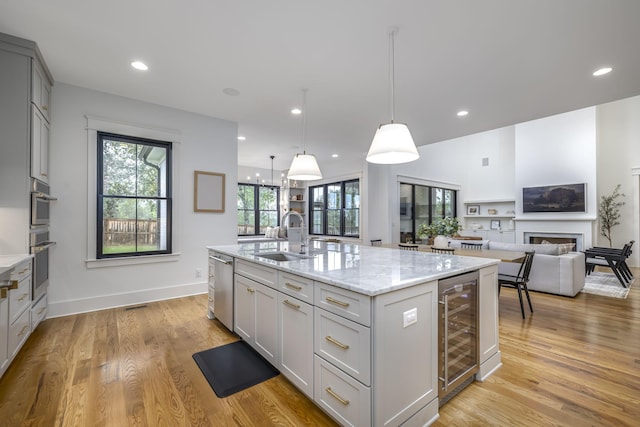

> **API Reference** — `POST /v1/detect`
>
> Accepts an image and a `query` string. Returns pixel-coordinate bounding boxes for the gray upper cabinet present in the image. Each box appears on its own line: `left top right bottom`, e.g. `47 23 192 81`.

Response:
31 59 51 122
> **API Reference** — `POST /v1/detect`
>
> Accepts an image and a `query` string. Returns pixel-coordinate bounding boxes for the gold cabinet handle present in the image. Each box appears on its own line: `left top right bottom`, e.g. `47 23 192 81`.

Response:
247 288 255 293
283 299 300 310
18 325 30 337
18 293 28 302
326 387 350 406
42 105 48 111
9 281 19 290
285 282 302 291
1 288 7 299
326 296 350 308
325 336 349 350
37 307 46 315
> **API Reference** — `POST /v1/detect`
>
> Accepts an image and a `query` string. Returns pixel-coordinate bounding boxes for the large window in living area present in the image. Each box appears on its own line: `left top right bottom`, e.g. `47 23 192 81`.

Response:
400 183 457 243
237 184 280 235
97 132 172 258
310 179 360 237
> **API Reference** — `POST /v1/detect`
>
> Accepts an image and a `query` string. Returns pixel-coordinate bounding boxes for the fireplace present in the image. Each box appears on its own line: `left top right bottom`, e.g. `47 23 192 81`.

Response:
524 232 583 252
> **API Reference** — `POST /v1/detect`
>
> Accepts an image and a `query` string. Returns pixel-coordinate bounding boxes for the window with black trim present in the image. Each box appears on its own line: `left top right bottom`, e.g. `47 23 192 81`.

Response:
237 184 280 235
400 183 457 243
309 179 359 237
97 132 172 258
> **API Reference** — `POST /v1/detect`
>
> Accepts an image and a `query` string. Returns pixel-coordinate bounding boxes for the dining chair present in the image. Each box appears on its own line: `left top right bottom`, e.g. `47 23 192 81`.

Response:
431 246 455 254
370 239 382 246
461 242 482 250
398 243 419 251
498 251 535 319
585 240 634 286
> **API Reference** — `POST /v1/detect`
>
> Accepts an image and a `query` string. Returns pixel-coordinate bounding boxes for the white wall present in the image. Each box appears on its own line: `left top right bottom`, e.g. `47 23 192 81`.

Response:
366 127 516 243
597 95 640 266
513 107 597 246
49 84 238 316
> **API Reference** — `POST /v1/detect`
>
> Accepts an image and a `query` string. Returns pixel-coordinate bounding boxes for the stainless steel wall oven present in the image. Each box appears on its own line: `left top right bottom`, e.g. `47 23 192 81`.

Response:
30 227 55 301
30 178 56 302
31 179 56 226
438 271 479 405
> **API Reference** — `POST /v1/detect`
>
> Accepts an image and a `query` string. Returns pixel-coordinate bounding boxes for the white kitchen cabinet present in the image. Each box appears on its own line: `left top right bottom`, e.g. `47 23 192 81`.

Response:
314 307 371 386
0 286 9 377
477 264 501 380
233 274 279 366
279 292 314 398
314 354 371 427
7 260 32 361
487 230 515 243
31 293 47 331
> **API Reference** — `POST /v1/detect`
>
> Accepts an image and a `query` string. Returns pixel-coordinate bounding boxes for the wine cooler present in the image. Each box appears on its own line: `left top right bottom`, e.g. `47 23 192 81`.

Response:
438 271 479 404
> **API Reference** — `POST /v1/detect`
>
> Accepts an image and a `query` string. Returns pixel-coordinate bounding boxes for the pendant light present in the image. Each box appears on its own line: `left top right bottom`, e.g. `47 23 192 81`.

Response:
366 28 420 164
288 89 323 180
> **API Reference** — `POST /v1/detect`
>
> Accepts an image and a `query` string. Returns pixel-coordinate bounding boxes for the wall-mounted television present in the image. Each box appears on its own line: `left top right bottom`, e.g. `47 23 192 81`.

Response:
522 183 586 213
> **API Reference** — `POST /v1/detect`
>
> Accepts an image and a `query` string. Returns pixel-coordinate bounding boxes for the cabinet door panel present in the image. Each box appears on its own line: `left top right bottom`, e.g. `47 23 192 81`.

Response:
233 274 255 342
254 284 279 365
31 107 49 184
279 293 313 398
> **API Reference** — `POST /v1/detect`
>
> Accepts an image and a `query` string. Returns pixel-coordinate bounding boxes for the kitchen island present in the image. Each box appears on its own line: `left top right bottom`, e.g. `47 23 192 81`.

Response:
206 240 501 426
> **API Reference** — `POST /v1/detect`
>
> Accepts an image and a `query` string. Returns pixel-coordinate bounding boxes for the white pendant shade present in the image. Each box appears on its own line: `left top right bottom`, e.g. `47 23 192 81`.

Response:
366 123 420 164
287 153 322 180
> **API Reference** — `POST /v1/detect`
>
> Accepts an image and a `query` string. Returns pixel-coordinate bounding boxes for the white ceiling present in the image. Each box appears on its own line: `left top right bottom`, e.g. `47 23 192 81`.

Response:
2 1 640 172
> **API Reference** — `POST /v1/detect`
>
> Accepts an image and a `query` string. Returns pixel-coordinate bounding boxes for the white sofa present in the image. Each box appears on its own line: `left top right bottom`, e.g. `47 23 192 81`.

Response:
486 241 585 297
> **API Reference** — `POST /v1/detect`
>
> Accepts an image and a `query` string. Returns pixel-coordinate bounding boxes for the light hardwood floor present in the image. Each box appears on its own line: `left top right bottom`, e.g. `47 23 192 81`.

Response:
0 269 638 426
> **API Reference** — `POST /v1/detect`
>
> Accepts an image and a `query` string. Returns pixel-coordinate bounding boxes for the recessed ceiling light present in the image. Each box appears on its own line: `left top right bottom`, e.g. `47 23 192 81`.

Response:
291 108 302 115
457 110 469 117
131 61 148 71
593 67 612 76
237 136 246 141
332 154 339 158
223 87 240 96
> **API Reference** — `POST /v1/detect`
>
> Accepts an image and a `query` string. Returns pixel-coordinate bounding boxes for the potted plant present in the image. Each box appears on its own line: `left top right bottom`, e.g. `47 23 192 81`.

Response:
599 184 625 247
420 217 461 247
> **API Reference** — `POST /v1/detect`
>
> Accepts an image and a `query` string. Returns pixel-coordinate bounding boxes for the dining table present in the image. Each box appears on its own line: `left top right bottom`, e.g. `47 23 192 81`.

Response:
380 243 526 263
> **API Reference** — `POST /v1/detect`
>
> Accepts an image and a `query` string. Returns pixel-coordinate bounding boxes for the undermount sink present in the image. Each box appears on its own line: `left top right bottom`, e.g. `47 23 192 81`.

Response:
254 251 312 262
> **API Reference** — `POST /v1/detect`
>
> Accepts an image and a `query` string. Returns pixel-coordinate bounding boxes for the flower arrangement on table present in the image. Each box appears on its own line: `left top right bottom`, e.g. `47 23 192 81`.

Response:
417 217 461 238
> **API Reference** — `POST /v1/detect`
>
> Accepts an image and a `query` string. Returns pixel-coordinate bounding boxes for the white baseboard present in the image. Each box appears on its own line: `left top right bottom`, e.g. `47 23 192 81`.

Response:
47 281 208 318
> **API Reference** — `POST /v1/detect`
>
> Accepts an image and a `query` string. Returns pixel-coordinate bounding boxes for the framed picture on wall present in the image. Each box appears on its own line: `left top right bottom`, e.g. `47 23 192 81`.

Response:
490 220 501 230
467 205 480 215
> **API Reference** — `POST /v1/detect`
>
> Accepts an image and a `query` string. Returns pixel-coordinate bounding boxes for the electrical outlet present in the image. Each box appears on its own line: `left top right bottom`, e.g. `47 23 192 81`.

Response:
403 308 417 328
195 268 202 278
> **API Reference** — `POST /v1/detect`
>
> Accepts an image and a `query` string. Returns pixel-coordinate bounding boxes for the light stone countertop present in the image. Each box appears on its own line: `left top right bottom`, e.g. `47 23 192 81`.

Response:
0 254 33 276
206 241 498 296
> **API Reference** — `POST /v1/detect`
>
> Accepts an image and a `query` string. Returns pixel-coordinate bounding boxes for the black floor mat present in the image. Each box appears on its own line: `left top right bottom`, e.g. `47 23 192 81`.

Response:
192 340 279 398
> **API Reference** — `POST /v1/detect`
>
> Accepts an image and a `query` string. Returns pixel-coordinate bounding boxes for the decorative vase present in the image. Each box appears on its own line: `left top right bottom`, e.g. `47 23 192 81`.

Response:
434 235 449 248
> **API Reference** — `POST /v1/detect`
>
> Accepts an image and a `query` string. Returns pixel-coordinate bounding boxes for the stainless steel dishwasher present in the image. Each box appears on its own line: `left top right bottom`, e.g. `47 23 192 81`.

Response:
210 252 234 331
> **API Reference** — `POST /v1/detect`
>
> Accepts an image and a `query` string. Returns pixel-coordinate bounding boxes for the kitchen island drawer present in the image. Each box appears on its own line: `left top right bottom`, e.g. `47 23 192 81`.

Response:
9 260 31 284
9 275 31 324
31 294 47 330
278 271 313 304
314 307 371 386
315 282 371 327
236 259 277 288
9 307 30 360
314 355 371 427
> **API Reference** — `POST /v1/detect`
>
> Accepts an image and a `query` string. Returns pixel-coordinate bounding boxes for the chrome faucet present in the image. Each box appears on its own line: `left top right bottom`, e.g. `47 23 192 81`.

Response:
281 210 306 252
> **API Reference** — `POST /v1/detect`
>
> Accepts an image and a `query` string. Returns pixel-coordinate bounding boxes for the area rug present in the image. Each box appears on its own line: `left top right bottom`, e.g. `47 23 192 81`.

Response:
581 272 632 299
193 340 279 398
